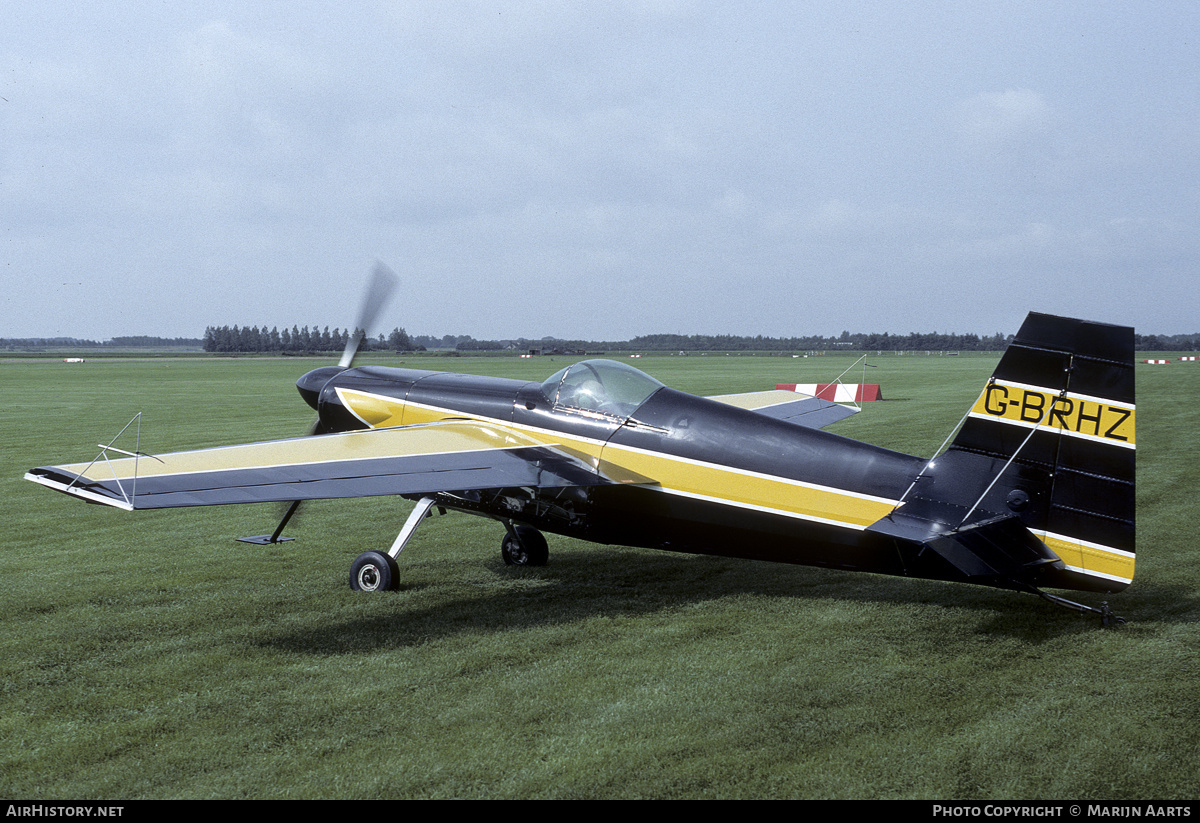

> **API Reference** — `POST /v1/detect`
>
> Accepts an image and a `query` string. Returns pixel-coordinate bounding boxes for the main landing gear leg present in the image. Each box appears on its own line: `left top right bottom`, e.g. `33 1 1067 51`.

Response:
350 496 437 592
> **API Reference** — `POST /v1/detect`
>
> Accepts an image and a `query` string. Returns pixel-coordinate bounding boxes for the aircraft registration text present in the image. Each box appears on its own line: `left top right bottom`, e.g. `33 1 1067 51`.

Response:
969 380 1135 446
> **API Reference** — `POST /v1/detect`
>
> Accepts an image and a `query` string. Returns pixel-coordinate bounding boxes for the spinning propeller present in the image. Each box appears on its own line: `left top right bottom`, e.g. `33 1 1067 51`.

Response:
238 262 400 546
339 261 400 369
294 262 400 425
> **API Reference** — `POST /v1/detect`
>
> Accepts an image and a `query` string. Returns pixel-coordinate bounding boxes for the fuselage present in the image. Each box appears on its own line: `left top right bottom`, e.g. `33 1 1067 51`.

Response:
295 357 1134 596
297 360 944 577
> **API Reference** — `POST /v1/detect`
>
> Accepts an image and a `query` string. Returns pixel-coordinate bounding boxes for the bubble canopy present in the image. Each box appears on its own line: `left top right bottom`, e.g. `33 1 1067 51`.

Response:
540 359 665 419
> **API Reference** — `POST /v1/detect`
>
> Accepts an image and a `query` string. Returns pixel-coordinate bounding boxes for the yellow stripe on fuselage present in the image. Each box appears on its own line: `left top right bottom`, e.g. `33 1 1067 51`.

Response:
338 387 607 470
337 387 404 428
338 388 898 531
1039 531 1135 585
597 442 897 529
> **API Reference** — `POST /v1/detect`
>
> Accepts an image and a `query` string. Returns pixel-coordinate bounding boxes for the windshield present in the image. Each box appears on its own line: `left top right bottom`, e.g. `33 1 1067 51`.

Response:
540 359 664 419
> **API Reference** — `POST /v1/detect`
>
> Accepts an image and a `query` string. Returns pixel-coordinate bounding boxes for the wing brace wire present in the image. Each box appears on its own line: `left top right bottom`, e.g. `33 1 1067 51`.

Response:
890 383 988 514
827 354 876 412
955 385 1068 528
889 372 1070 526
61 413 160 510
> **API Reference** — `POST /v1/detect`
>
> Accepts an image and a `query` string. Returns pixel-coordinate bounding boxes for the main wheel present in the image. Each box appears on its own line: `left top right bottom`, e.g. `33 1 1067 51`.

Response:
501 525 549 566
349 551 399 591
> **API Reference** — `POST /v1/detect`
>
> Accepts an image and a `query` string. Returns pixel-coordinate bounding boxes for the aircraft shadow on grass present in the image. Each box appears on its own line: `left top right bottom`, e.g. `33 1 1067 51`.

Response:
257 547 1176 657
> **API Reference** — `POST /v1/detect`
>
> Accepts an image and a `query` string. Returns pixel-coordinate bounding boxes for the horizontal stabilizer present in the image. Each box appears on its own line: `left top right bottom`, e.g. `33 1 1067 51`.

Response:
707 390 858 428
867 512 1061 583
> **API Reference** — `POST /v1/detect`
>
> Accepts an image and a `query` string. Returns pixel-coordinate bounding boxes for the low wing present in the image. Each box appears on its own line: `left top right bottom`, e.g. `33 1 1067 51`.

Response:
707 390 858 428
25 420 605 511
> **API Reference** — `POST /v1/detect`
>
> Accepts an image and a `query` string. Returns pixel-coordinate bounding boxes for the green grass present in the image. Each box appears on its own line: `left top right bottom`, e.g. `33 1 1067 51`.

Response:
2 353 1198 799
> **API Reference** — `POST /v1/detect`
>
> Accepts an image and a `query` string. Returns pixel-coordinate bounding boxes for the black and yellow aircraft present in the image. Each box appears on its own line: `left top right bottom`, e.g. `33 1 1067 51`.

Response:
25 271 1135 623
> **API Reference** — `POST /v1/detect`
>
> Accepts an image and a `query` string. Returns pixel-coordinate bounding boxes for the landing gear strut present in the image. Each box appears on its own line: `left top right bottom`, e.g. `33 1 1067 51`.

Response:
347 498 552 589
349 496 438 592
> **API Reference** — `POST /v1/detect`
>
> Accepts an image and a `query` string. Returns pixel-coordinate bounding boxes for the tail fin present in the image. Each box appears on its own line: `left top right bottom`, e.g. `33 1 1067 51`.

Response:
870 312 1135 594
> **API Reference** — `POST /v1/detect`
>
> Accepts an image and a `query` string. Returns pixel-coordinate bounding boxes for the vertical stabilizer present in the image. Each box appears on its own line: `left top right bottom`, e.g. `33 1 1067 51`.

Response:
952 313 1135 590
869 313 1135 593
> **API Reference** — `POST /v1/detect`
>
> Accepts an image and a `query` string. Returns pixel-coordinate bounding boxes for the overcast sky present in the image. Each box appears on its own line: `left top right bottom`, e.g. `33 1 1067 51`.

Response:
3 2 1198 342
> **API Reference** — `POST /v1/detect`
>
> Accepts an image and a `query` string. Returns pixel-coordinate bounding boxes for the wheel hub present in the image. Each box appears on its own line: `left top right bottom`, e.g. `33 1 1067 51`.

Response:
357 564 381 590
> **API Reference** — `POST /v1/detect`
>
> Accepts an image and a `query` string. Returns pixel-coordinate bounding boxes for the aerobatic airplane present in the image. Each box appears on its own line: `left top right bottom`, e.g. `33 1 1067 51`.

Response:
25 267 1135 624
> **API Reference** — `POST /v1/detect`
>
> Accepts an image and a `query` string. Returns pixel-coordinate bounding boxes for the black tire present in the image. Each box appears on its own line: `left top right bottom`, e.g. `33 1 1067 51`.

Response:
349 551 399 591
501 525 549 566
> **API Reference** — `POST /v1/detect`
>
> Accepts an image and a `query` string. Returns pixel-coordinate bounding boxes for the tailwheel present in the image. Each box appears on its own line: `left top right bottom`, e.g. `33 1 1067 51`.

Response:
501 525 549 567
350 551 399 591
1031 588 1127 627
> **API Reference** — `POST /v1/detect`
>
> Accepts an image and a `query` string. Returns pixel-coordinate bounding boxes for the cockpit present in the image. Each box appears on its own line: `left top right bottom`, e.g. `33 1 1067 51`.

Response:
540 359 665 420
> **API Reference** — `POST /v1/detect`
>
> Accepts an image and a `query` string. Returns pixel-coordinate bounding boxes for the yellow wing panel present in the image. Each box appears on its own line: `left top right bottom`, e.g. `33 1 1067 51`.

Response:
26 421 603 510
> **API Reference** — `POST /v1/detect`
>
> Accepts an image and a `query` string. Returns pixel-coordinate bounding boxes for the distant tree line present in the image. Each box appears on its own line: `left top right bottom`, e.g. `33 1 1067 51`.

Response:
1 335 202 350
1133 333 1200 351
436 331 1021 353
622 331 1019 352
445 330 1200 353
6 328 1198 354
201 325 418 353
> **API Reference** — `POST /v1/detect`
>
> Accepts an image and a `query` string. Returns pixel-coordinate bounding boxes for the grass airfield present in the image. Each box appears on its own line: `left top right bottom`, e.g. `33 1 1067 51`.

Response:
3 351 1198 799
